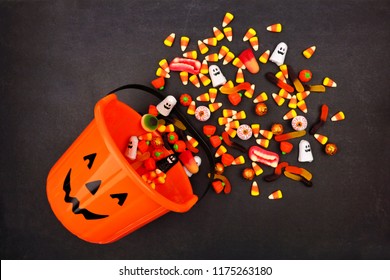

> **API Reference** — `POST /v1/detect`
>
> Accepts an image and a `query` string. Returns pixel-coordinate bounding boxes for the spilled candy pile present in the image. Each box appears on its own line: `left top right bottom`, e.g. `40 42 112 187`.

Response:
148 12 346 199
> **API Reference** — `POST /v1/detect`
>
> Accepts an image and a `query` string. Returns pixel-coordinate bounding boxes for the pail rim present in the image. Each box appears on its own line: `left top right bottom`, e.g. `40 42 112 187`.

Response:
94 94 198 213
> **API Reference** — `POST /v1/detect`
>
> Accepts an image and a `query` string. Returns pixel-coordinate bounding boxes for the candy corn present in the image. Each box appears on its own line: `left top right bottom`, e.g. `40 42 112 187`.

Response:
266 23 282 33
180 36 190 51
236 68 245 83
223 51 235 64
249 36 259 51
203 37 217 46
244 84 255 98
260 129 273 140
196 92 210 102
253 92 268 103
331 111 345 121
197 40 209 54
218 117 232 126
163 33 175 47
297 100 308 113
276 71 286 82
222 12 234 27
187 101 196 115
259 50 270 63
243 28 256 41
209 102 222 113
186 135 199 148
213 26 225 41
303 46 316 59
251 181 260 196
209 88 218 103
272 93 285 106
314 133 329 145
189 74 200 88
180 71 188 85
296 91 311 101
225 126 237 138
218 45 229 59
323 77 337 87
159 59 170 73
288 95 297 109
198 73 211 86
232 57 245 69
205 53 219 62
183 50 197 59
283 109 297 120
232 155 245 165
226 120 240 129
251 124 260 138
215 145 227 158
156 67 170 78
223 27 233 42
223 109 237 117
256 138 270 148
200 59 209 74
250 163 263 177
232 110 246 120
268 190 283 200
279 64 288 79
278 89 292 99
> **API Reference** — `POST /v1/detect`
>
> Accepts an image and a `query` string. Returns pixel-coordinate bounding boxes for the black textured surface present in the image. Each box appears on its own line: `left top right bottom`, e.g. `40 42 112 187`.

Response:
1 0 389 259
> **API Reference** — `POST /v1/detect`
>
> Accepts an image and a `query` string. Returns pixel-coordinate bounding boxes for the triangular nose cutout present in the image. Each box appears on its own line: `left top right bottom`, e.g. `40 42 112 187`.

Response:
85 180 101 195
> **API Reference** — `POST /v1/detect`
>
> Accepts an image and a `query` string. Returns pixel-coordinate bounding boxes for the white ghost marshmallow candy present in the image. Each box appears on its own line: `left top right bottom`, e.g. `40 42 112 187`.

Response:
125 136 138 160
298 140 313 162
184 156 202 177
156 95 177 116
209 65 227 87
269 42 288 66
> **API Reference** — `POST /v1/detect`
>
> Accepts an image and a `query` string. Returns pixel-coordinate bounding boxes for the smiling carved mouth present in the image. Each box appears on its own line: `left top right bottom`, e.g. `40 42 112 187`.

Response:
63 169 109 220
278 51 285 55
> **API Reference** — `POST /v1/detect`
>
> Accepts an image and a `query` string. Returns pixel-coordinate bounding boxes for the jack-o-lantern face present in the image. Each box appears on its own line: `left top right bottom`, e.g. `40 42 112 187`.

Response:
62 153 128 220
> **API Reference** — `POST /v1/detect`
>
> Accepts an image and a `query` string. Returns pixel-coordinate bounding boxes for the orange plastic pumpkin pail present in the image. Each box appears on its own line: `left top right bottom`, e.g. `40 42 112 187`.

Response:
47 90 203 244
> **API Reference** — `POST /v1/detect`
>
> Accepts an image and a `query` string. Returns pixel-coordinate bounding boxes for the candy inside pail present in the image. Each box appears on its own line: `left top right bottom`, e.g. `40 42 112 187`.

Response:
47 93 200 244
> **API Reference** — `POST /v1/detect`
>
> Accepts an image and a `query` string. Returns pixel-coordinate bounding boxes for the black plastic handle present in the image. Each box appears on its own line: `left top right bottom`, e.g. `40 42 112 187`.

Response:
106 84 215 201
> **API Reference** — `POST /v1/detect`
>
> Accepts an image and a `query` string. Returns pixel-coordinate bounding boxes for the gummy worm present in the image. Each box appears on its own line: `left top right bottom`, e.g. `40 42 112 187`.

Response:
265 72 295 93
219 82 252 94
285 165 313 181
310 104 329 135
263 161 289 182
274 130 306 142
287 65 305 93
284 171 313 187
222 131 247 153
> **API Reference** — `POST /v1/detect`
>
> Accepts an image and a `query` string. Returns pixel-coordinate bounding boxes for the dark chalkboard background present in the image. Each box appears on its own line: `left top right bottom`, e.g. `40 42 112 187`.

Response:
1 0 389 259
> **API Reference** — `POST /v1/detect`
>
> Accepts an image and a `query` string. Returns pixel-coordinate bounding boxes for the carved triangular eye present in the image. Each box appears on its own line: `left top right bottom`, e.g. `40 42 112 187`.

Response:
85 180 101 195
110 193 128 206
83 153 97 169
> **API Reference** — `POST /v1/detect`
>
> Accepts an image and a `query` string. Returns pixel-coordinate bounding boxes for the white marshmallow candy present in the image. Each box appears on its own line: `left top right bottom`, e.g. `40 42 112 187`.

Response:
269 42 288 66
298 140 313 162
209 65 227 87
